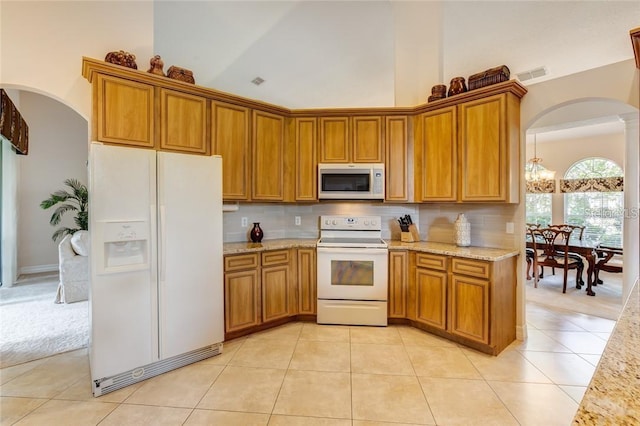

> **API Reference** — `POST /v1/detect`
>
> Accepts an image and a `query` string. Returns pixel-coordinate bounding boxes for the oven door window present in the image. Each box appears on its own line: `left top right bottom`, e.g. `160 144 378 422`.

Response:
331 260 374 286
321 173 370 192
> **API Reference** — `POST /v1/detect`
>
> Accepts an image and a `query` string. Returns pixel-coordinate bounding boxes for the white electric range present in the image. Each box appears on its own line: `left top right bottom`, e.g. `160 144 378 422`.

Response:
316 215 388 326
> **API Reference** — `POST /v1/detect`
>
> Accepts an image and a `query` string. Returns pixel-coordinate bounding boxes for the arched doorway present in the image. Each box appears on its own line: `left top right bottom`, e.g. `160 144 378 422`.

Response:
524 98 638 319
0 88 89 367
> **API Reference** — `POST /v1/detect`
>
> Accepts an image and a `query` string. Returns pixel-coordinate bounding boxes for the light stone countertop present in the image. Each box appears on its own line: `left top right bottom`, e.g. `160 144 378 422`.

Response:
573 280 640 424
223 239 318 255
224 238 518 262
387 240 519 261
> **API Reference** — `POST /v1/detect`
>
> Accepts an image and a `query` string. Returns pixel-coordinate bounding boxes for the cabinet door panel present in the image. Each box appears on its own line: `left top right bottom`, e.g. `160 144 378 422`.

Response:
253 110 285 200
159 89 208 154
295 118 317 201
450 275 489 343
385 116 408 201
297 248 317 314
212 102 250 200
96 74 154 147
388 251 408 318
262 265 290 322
416 107 457 201
225 269 260 333
459 95 506 201
319 117 349 163
352 116 383 163
415 268 447 329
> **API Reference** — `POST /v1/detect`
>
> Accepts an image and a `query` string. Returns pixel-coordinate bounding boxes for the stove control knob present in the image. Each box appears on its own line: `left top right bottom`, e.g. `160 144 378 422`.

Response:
332 220 337 225
371 219 377 226
364 220 369 226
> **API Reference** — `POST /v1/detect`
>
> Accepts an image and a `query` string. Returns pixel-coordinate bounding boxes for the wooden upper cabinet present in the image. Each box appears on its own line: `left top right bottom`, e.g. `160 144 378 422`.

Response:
459 93 519 203
319 117 350 162
352 116 384 163
414 107 457 202
95 74 154 148
252 110 285 201
159 88 208 154
385 116 409 202
211 101 251 201
318 116 383 163
295 118 318 201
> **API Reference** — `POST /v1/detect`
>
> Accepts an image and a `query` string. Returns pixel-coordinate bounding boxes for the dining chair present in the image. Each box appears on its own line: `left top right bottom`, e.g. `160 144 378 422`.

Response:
547 224 585 286
525 224 540 280
530 227 584 293
594 245 623 285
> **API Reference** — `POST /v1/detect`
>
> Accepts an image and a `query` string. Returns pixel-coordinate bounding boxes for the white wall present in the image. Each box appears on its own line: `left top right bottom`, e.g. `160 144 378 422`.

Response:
0 1 154 119
18 92 88 273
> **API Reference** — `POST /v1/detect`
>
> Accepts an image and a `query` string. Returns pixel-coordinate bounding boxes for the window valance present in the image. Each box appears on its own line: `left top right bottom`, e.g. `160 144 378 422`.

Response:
526 179 556 194
560 177 623 193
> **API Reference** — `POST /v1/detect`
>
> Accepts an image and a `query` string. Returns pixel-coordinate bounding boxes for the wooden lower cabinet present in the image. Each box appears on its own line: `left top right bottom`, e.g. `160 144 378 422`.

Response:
388 251 408 318
224 247 515 355
449 274 489 344
224 248 316 338
261 250 292 322
405 251 516 355
224 255 261 334
415 267 448 330
297 248 317 315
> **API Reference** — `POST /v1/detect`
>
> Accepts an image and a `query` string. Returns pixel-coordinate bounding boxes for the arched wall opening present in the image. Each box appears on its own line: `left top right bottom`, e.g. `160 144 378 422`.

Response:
519 96 638 338
1 86 89 286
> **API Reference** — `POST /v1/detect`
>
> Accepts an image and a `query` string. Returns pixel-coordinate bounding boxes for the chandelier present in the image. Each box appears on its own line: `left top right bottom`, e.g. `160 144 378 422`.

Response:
525 134 556 181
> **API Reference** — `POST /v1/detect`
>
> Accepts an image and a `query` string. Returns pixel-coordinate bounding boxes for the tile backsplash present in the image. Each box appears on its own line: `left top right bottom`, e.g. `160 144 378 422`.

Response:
223 202 518 249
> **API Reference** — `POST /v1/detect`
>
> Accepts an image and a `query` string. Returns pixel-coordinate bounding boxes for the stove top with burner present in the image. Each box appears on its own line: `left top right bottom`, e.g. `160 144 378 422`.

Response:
317 215 387 249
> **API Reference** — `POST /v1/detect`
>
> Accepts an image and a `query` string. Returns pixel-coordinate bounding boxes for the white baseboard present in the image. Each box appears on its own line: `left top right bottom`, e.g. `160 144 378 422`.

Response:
19 264 58 275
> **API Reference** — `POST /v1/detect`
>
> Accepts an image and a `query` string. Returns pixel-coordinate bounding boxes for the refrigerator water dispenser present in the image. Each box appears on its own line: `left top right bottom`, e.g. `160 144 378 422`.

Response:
97 221 150 273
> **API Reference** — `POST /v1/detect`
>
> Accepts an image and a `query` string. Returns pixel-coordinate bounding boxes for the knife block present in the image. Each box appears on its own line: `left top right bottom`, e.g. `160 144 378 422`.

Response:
401 224 421 242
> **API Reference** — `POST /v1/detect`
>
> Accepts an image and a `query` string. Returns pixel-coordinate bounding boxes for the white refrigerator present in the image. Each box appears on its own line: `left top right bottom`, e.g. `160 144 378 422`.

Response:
89 143 224 396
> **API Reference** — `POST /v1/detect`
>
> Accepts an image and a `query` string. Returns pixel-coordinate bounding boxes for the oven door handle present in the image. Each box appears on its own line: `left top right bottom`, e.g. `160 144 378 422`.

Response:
316 247 388 255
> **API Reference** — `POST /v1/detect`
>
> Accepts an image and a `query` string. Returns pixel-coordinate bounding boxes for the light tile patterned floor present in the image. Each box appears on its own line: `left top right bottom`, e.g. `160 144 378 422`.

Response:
0 302 615 425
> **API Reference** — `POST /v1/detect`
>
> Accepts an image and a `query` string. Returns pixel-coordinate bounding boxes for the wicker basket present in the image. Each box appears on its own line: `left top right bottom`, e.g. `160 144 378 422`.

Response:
468 65 510 91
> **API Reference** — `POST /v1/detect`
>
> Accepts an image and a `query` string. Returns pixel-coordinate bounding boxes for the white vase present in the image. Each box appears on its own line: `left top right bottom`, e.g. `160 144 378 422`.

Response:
454 214 471 247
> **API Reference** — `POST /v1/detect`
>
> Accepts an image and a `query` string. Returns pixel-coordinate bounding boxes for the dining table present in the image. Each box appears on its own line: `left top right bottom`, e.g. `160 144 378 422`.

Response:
526 238 599 296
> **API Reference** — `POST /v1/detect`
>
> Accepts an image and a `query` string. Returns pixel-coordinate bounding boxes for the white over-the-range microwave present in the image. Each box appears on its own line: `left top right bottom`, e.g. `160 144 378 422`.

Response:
317 163 385 200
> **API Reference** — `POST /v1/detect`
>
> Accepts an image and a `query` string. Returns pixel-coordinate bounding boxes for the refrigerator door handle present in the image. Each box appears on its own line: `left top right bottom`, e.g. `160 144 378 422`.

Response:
159 205 167 282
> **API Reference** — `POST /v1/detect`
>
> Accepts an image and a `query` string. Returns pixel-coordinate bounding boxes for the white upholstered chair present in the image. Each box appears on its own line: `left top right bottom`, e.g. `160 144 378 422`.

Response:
56 230 89 303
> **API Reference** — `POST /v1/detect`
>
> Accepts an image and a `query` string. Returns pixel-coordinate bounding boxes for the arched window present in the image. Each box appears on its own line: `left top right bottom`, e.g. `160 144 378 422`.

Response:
564 158 623 246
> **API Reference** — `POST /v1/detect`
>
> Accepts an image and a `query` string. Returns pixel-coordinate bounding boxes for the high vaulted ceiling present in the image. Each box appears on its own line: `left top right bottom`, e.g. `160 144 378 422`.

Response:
153 1 639 109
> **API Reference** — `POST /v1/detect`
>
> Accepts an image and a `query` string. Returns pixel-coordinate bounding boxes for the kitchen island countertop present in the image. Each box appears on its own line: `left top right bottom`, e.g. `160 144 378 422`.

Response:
387 240 519 262
573 280 640 424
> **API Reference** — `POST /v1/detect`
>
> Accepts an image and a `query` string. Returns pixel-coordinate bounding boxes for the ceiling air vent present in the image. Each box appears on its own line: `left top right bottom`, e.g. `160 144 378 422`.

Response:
251 77 265 86
516 66 548 82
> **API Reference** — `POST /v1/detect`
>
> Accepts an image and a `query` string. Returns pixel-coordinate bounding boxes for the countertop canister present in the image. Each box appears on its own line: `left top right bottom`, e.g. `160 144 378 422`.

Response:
454 214 471 247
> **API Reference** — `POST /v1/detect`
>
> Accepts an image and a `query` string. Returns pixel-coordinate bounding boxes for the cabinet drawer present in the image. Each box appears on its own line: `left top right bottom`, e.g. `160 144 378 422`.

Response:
262 249 290 266
451 258 490 279
224 253 259 272
416 253 447 271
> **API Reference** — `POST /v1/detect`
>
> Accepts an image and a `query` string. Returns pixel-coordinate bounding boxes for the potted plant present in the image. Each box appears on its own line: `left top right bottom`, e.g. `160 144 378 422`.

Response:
40 178 88 242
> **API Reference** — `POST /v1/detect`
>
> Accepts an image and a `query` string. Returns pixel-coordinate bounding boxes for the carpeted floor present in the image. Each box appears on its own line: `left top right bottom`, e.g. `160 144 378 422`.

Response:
0 272 89 368
525 269 623 320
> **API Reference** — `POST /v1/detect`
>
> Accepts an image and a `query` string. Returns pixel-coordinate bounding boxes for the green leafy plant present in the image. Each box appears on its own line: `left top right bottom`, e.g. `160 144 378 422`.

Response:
40 178 88 242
